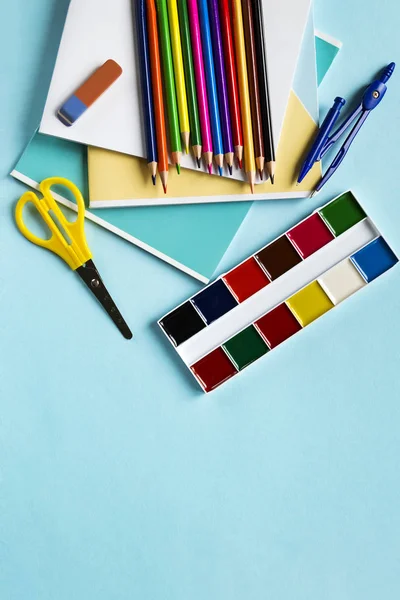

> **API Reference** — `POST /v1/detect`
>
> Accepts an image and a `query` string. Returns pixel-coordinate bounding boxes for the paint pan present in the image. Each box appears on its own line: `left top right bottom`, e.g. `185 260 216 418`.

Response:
159 191 398 392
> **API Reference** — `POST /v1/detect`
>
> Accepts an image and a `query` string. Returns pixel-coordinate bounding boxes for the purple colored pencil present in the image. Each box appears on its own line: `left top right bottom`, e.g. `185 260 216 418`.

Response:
187 0 213 173
208 0 234 173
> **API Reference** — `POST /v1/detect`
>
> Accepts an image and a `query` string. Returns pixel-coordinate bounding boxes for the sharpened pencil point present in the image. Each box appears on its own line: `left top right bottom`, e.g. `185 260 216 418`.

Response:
176 164 181 175
270 174 274 185
310 189 318 198
152 175 156 186
160 171 168 193
248 171 256 194
218 166 223 176
238 159 243 169
182 133 190 155
208 164 212 174
228 165 232 175
196 158 201 168
258 170 263 181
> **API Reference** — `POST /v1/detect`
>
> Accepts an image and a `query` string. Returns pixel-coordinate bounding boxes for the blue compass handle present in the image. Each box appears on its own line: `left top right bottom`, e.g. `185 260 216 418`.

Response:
297 97 345 183
381 61 395 83
319 103 363 159
363 62 395 109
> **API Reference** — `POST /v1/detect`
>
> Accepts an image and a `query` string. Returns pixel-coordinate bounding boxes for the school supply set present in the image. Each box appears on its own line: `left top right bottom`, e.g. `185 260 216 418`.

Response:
44 0 393 200
13 1 398 393
13 6 338 282
38 0 314 192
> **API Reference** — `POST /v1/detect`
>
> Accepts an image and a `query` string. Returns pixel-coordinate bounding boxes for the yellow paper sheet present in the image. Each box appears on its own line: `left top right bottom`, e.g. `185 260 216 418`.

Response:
88 91 321 207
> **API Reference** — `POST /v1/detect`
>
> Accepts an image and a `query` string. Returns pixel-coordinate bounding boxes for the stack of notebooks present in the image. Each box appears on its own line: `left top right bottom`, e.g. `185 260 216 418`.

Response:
11 0 341 283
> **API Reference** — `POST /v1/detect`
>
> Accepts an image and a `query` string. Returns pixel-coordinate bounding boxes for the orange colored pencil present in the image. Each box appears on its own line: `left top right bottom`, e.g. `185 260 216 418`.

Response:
147 0 169 193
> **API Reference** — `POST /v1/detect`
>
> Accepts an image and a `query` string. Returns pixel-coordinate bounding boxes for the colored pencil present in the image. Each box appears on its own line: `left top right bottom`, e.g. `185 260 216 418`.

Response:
242 0 264 179
167 0 190 153
232 0 255 191
209 0 234 174
137 0 158 184
177 0 202 166
187 0 213 172
155 0 182 172
198 0 224 175
252 0 275 182
147 0 169 192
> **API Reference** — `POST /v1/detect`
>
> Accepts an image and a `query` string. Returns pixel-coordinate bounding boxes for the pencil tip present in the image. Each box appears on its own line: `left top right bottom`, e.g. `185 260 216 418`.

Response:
196 158 201 168
185 146 189 154
250 183 254 194
176 164 181 175
270 174 274 185
163 184 167 194
208 164 212 175
238 159 243 169
218 166 223 176
258 170 263 181
152 175 156 186
228 165 232 175
310 190 317 198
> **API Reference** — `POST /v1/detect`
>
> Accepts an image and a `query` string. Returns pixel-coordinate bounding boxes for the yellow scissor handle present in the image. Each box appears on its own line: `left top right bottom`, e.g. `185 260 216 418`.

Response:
15 177 92 270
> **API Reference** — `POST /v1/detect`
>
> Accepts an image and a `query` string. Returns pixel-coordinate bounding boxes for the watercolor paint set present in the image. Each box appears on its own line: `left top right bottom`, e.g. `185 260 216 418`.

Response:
158 191 398 392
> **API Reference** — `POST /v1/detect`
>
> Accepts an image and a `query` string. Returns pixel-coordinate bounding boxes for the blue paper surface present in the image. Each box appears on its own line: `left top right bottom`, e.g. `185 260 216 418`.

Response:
3 0 400 599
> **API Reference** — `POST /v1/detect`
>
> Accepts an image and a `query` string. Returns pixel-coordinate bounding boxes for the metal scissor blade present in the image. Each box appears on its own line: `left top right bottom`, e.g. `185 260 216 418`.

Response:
76 260 133 340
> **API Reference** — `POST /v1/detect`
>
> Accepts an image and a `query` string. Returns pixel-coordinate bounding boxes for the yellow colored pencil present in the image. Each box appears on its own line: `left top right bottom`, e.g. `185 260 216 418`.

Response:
231 0 255 192
167 0 190 153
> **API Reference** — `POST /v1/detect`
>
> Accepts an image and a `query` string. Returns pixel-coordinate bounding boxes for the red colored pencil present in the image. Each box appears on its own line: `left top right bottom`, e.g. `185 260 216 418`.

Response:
218 0 243 169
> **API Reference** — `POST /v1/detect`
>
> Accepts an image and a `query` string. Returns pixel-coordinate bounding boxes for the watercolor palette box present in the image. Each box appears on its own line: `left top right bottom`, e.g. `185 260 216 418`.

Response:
158 192 398 392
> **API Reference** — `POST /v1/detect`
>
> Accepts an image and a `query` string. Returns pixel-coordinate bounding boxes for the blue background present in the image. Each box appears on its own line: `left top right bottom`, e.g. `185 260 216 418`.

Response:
1 0 400 598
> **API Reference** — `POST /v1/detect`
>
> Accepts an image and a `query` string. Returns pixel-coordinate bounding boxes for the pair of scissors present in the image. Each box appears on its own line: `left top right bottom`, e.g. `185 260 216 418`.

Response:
15 177 133 340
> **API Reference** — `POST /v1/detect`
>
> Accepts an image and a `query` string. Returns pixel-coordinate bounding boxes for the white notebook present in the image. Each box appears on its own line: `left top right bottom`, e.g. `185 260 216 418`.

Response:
39 0 312 182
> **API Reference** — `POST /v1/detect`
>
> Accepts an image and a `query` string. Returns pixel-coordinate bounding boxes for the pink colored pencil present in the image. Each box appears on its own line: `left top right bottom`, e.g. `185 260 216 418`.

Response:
187 0 213 173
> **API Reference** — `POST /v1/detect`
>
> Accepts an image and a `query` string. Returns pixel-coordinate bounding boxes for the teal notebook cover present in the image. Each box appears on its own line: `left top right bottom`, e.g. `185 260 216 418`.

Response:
11 26 339 282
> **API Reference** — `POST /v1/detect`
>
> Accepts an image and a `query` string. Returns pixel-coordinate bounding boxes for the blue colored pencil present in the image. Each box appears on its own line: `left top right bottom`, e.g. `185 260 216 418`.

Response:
137 0 158 184
208 0 234 174
197 0 224 175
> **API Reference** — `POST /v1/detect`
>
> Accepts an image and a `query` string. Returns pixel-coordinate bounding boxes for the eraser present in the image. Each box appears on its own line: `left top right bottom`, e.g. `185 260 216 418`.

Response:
57 59 123 126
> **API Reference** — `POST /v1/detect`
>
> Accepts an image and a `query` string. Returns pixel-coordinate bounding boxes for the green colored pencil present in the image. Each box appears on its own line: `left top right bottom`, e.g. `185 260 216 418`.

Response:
177 0 202 167
155 0 181 171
